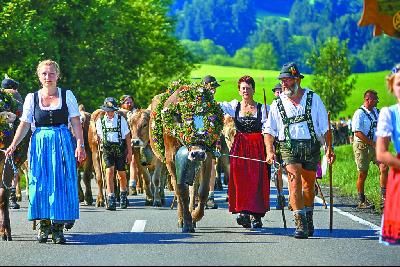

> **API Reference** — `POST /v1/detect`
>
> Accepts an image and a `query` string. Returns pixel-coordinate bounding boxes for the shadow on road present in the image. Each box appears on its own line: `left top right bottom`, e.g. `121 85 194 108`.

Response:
241 227 379 241
65 232 277 245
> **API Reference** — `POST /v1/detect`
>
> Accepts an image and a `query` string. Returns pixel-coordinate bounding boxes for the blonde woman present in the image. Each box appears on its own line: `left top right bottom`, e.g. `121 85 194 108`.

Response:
376 63 400 246
5 59 86 244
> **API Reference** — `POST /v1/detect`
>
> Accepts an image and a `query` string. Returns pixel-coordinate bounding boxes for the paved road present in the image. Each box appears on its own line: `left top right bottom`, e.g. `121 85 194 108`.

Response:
1 180 399 266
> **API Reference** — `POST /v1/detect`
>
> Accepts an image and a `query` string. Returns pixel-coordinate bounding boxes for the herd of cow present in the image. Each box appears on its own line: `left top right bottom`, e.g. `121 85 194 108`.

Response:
0 85 236 240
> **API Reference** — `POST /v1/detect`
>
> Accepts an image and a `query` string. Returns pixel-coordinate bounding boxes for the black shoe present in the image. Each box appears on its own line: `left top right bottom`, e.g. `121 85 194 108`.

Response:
106 195 116 211
52 223 66 244
37 220 51 243
120 191 128 209
9 188 20 210
251 216 263 228
64 222 74 230
236 214 251 228
357 200 374 209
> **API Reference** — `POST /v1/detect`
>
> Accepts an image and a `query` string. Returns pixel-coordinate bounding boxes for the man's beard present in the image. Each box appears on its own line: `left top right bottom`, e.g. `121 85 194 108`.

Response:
283 83 299 97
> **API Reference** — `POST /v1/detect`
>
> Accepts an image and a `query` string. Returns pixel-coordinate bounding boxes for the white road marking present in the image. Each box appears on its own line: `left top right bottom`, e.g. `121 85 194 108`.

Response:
131 220 147 232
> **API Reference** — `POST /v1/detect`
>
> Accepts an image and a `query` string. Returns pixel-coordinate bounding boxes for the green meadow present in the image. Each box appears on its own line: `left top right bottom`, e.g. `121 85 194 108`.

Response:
192 64 397 119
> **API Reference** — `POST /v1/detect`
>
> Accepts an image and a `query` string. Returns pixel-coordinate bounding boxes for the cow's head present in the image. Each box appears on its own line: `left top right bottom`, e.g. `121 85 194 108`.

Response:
128 109 150 148
162 83 224 161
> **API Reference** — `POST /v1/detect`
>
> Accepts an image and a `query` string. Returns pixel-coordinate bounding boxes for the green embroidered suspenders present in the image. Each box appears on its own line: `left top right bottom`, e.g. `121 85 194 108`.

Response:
101 114 124 157
276 91 317 151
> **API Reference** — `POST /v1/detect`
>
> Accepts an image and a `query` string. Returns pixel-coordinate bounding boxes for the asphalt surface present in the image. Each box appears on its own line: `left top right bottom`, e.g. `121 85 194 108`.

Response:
1 179 399 266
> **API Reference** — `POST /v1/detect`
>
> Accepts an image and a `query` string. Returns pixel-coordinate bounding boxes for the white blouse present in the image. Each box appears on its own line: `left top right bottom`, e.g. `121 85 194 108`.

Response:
376 105 398 138
20 88 80 124
219 99 269 132
264 88 328 143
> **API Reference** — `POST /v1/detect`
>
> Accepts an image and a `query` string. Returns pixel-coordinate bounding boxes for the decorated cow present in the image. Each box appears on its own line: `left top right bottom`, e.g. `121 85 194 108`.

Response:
0 86 28 241
149 81 223 233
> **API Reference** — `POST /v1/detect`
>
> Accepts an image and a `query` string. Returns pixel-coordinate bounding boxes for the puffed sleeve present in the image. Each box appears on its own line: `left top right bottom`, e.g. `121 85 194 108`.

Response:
121 116 131 139
219 99 238 117
66 90 80 118
261 104 269 133
263 100 279 137
376 107 392 138
19 93 34 123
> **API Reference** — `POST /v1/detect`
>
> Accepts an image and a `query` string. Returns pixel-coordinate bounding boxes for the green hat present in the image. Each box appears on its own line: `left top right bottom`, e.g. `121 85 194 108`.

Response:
278 62 304 79
202 75 220 88
272 83 282 92
100 97 119 111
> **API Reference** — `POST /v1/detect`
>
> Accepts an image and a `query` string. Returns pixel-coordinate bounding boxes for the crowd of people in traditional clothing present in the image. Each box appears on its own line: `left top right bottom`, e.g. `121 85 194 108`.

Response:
1 59 399 246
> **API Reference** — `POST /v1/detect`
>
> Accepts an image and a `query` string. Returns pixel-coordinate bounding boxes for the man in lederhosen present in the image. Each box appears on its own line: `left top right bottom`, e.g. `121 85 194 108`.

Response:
265 62 335 239
351 90 388 209
96 97 132 210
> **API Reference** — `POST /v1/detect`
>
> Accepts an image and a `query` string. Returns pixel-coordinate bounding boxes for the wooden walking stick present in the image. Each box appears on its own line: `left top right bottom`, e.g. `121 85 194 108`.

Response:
327 112 334 232
315 180 327 209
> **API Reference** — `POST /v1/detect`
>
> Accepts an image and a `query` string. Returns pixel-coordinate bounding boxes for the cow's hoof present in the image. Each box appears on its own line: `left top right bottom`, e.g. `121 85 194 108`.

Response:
182 224 195 233
84 197 94 206
177 220 183 228
96 201 105 207
153 200 162 207
145 199 153 206
191 208 205 223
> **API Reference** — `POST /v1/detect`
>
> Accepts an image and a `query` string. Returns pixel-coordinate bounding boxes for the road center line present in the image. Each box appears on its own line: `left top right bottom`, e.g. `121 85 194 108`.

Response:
131 220 147 232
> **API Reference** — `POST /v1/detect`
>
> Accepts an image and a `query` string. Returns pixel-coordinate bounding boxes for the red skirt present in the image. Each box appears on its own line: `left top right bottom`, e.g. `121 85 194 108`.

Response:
381 155 400 245
228 132 270 216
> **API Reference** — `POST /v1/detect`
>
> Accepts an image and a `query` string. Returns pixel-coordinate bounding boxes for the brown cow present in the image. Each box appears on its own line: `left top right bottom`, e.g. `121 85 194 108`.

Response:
216 115 236 185
77 105 94 205
127 109 153 205
149 85 223 233
0 89 28 241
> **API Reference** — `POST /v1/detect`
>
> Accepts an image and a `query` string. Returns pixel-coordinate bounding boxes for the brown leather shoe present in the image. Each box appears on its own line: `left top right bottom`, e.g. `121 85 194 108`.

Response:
357 200 374 209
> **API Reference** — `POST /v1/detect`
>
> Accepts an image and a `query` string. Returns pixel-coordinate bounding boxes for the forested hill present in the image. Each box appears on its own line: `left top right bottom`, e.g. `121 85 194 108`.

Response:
170 0 400 73
171 0 294 16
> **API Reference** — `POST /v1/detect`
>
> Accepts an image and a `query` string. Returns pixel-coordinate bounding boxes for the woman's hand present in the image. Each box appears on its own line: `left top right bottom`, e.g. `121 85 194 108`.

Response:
5 144 17 158
75 146 87 163
266 151 276 165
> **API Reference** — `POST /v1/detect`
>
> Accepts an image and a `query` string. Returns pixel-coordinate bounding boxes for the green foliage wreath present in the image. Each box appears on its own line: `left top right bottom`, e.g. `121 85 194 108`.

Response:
151 81 224 162
150 80 188 161
0 90 18 148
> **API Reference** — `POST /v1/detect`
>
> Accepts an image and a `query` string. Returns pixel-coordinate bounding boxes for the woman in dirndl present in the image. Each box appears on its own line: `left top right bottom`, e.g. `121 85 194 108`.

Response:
5 59 86 244
376 63 400 245
219 75 270 228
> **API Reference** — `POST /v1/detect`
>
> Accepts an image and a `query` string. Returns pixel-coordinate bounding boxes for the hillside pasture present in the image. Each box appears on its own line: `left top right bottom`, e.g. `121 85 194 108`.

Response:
192 64 396 119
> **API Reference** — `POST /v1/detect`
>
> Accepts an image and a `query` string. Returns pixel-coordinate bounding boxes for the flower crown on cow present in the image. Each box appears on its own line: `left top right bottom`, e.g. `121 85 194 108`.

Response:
151 81 223 162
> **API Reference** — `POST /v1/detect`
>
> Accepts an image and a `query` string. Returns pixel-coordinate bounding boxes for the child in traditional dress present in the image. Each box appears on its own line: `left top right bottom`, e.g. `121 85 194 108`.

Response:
376 63 400 245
